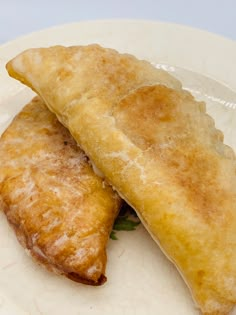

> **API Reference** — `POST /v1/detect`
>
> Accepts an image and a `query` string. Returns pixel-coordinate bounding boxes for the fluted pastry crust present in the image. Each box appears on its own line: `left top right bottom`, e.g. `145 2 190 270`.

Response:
0 96 121 285
6 44 236 314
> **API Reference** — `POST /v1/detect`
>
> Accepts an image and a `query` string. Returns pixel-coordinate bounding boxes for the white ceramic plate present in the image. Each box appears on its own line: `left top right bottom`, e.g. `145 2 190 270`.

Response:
0 20 235 315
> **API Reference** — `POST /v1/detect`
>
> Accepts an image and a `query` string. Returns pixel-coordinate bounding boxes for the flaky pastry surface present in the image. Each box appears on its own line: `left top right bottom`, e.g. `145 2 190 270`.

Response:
7 44 236 314
0 97 121 285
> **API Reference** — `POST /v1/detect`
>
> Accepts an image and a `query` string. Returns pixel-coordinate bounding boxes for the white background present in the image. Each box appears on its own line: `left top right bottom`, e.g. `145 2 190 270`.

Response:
0 0 236 44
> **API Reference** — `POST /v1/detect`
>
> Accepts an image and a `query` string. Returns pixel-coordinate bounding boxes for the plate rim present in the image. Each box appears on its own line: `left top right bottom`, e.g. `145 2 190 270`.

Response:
1 18 236 49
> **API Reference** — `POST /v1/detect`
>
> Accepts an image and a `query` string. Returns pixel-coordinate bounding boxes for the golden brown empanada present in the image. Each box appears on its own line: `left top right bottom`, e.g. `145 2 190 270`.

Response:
6 45 236 314
0 96 121 285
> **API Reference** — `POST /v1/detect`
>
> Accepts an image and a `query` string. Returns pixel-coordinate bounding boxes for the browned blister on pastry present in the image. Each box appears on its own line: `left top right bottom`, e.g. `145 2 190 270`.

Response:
0 96 121 285
6 44 236 314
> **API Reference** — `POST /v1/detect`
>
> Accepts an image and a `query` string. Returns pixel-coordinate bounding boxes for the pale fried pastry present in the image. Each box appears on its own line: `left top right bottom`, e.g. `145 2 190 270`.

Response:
0 96 121 285
6 45 236 314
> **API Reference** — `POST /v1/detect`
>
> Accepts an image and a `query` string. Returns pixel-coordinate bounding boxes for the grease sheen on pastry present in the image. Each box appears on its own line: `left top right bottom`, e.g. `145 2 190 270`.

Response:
6 45 236 314
0 96 121 285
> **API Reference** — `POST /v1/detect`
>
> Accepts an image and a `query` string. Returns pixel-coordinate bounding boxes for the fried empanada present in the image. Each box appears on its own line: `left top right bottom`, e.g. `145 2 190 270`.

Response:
0 96 121 285
6 45 236 314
